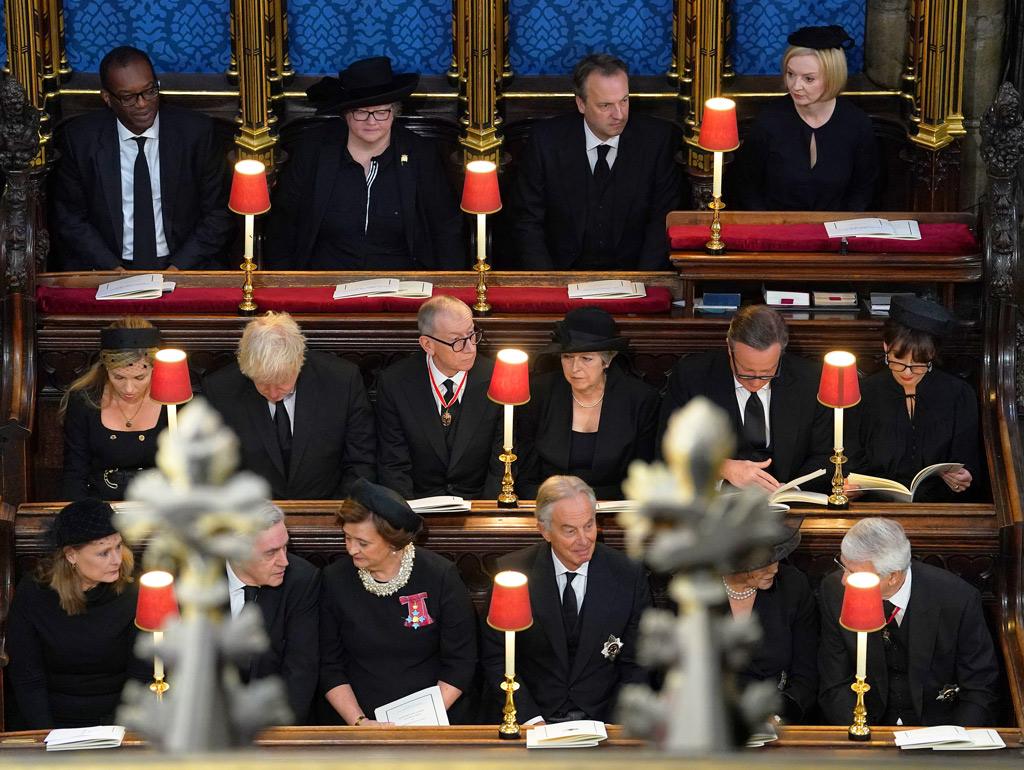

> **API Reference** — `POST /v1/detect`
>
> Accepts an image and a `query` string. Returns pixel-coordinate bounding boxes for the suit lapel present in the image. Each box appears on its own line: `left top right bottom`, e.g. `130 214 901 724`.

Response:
531 543 570 673
252 584 283 679
906 579 939 720
448 359 491 471
569 547 611 682
767 357 798 479
709 352 743 434
546 378 574 472
307 132 344 265
288 364 318 480
589 368 624 481
561 120 591 251
97 115 124 250
157 108 180 240
243 384 286 479
410 355 450 465
393 129 419 258
609 127 641 249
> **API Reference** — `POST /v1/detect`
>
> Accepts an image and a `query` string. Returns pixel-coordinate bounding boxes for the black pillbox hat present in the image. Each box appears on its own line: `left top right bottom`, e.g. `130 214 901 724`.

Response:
349 478 423 534
787 25 854 50
889 295 958 338
47 498 118 549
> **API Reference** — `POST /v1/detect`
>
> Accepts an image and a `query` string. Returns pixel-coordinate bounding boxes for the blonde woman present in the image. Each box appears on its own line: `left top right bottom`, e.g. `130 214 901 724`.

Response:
60 317 166 501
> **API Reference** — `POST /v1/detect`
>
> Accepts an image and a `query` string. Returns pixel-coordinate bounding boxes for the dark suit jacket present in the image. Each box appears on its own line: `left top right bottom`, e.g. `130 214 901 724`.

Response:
202 351 376 498
516 365 660 500
512 113 681 269
481 542 651 722
265 122 463 269
659 350 832 490
818 563 999 726
376 353 502 500
245 554 321 724
51 104 234 269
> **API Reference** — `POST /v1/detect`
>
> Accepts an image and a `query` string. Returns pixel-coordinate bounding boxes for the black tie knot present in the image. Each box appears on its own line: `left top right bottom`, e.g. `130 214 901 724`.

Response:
442 379 455 401
133 136 147 150
596 145 610 161
242 585 260 604
742 391 768 451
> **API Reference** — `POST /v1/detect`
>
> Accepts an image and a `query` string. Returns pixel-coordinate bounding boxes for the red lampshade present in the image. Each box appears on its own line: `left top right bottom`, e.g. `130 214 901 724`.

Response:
136 570 179 632
229 159 271 215
839 571 887 632
487 570 533 631
487 349 530 405
461 160 502 215
151 349 193 405
698 97 739 152
818 350 861 408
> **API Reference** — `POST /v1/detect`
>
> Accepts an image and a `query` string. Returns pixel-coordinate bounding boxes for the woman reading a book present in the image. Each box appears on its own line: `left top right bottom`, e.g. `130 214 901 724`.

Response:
734 26 878 211
513 307 660 500
60 318 168 501
846 296 980 502
723 518 818 723
6 499 144 728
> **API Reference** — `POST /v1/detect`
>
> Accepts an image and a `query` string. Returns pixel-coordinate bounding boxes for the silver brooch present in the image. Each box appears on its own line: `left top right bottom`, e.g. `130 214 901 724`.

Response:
601 634 623 661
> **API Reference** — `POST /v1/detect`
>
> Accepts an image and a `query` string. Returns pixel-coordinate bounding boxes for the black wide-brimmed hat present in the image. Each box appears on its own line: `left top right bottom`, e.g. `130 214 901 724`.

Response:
734 516 804 573
541 307 630 355
889 295 958 338
788 25 854 51
47 498 118 549
306 56 419 115
100 326 161 350
349 478 423 534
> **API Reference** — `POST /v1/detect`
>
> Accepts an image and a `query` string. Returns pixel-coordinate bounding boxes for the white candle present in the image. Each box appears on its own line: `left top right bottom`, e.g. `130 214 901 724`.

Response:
244 213 255 260
834 407 843 452
167 403 178 434
855 631 867 680
504 630 515 678
154 630 165 681
476 213 487 263
503 404 513 451
712 151 723 198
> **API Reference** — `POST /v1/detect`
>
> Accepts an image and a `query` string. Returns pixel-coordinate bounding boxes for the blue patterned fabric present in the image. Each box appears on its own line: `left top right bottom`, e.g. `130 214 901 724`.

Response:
731 0 865 75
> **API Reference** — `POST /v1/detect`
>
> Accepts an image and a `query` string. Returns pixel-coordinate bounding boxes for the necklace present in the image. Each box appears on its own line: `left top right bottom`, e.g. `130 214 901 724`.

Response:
427 366 467 427
112 397 146 428
722 577 757 601
358 544 415 597
571 392 604 409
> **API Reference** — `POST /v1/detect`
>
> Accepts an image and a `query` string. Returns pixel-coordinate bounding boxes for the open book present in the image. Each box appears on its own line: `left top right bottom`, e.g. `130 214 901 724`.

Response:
333 279 433 299
567 280 646 299
824 218 922 240
96 273 175 300
768 468 829 507
408 496 470 513
894 725 1005 750
847 463 963 501
44 725 126 751
526 720 608 749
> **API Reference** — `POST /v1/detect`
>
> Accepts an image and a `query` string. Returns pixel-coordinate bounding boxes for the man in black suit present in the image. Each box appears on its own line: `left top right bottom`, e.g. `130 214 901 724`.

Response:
511 53 681 270
481 476 651 723
376 296 501 500
51 46 233 270
227 503 320 723
203 311 376 498
659 305 832 491
819 517 998 726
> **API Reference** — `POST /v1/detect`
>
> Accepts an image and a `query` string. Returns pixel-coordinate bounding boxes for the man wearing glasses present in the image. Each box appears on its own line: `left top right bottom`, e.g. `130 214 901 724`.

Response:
375 296 503 501
52 46 234 270
265 56 462 270
659 304 832 491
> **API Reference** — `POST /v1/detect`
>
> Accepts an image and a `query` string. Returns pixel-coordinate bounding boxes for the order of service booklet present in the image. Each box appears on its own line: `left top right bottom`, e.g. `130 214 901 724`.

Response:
44 725 126 751
526 720 608 749
846 463 964 502
373 685 449 726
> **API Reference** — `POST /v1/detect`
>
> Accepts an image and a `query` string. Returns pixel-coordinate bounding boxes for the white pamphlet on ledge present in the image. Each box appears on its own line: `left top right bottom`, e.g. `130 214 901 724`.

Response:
96 273 175 300
894 725 1005 750
824 218 921 240
374 685 449 726
333 279 433 299
44 725 126 751
567 280 645 299
526 720 608 748
408 496 471 513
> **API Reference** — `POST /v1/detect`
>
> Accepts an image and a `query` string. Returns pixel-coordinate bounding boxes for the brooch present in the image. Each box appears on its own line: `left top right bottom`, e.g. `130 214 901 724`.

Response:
400 591 435 629
601 634 623 661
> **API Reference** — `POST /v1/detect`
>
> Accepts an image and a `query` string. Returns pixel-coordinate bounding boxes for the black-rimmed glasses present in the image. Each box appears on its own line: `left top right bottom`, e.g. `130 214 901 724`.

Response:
110 83 160 107
423 329 484 353
728 345 783 382
885 355 932 375
351 108 393 122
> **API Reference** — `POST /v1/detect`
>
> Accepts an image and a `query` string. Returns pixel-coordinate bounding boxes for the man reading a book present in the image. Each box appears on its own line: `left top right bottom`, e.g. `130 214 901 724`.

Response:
659 305 832 492
818 518 998 727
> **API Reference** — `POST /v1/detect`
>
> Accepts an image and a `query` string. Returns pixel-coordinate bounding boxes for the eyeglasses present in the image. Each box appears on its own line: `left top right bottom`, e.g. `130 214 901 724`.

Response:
885 356 932 375
728 345 783 382
110 83 160 107
423 329 484 353
350 108 393 122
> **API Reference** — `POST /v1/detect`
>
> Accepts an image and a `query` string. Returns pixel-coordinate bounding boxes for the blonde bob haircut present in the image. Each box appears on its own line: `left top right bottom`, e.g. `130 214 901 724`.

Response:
781 45 847 102
237 311 307 385
36 542 135 616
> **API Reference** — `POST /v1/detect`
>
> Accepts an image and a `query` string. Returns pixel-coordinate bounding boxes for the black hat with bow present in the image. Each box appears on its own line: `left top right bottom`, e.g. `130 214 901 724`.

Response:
306 56 419 115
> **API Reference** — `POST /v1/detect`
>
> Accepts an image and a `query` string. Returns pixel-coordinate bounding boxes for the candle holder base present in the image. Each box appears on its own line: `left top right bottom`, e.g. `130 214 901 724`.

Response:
238 256 259 315
828 451 848 508
150 676 169 701
498 675 521 739
496 451 519 508
704 196 727 254
847 677 871 741
473 257 491 315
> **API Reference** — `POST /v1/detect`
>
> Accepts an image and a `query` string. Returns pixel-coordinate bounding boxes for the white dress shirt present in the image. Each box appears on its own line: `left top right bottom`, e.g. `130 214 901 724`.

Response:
887 564 913 627
266 390 296 430
225 561 248 618
733 377 772 446
583 120 620 172
427 355 467 414
551 549 589 609
116 114 169 261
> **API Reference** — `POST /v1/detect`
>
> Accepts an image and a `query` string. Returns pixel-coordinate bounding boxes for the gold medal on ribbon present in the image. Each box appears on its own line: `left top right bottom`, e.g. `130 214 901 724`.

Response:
441 410 452 427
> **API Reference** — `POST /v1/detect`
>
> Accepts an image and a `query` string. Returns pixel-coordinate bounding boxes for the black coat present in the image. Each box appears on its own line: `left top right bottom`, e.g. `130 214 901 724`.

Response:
512 113 681 269
265 122 464 269
659 350 833 490
202 351 376 498
376 353 503 500
51 104 234 269
481 542 651 722
516 365 660 500
244 554 321 724
817 563 999 727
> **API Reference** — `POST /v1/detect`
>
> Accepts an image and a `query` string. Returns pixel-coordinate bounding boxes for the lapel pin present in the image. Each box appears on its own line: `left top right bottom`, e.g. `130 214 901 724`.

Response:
601 634 623 661
400 154 409 165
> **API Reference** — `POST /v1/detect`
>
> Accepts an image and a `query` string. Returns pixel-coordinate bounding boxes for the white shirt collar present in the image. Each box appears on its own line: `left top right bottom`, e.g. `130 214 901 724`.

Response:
116 112 160 142
888 563 913 611
225 560 246 592
427 354 468 385
734 376 771 395
550 549 591 577
583 119 620 153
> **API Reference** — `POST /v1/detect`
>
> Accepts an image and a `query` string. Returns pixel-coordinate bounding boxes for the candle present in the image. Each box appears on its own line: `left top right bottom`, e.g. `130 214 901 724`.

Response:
476 213 487 263
167 403 178 434
855 631 867 680
504 630 515 678
154 630 165 681
244 214 255 260
712 151 723 198
834 407 843 452
503 404 514 451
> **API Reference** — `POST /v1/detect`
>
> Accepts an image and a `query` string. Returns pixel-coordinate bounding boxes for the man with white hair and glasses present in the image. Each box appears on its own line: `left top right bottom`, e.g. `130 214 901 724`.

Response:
818 517 998 726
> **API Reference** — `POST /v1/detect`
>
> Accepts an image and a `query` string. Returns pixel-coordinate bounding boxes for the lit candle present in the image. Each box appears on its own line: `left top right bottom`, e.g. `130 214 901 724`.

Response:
154 630 165 681
855 631 867 680
167 403 178 433
834 407 843 452
244 213 255 260
504 630 515 678
476 213 487 263
503 404 514 451
712 151 723 198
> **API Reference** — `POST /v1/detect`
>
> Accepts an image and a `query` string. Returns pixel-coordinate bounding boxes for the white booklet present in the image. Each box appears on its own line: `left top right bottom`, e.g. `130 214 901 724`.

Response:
568 280 646 299
724 468 828 508
526 720 608 748
825 218 921 240
333 279 433 299
96 273 175 300
847 462 964 502
374 684 449 726
408 495 470 513
894 725 1005 750
44 725 126 751
595 500 638 512
763 287 811 307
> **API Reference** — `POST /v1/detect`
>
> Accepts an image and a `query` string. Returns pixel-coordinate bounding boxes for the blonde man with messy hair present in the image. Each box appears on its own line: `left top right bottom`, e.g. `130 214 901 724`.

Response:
204 311 376 499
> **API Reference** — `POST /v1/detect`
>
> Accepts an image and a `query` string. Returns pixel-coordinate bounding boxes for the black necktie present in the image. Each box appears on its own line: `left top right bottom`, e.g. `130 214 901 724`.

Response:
132 136 158 268
562 572 579 633
243 585 260 604
442 378 461 421
883 599 898 625
274 400 292 472
593 144 611 188
743 392 767 450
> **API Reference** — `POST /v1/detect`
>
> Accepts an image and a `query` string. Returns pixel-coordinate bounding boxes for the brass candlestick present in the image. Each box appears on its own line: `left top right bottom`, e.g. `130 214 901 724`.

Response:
150 675 169 701
848 676 871 741
705 196 726 254
497 450 518 508
498 674 521 739
828 450 849 507
473 255 491 315
239 252 258 315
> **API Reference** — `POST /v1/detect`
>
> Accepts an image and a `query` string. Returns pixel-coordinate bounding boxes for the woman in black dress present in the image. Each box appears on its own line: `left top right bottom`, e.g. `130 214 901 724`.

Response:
735 25 878 211
60 318 168 501
515 307 659 500
847 296 979 502
6 499 142 728
320 479 477 724
723 519 817 723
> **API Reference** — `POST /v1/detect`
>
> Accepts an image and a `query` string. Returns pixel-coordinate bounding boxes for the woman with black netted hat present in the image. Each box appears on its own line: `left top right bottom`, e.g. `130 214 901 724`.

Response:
735 25 879 210
6 499 143 728
846 296 981 502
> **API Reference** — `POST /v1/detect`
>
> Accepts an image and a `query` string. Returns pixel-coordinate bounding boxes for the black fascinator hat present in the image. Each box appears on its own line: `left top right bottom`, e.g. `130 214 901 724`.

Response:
787 25 854 50
307 56 419 115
